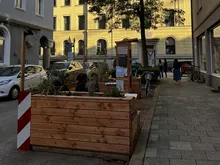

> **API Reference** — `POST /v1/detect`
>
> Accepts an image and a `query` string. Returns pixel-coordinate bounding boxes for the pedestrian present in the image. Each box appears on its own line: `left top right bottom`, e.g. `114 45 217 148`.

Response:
173 59 181 84
159 59 163 78
163 58 168 78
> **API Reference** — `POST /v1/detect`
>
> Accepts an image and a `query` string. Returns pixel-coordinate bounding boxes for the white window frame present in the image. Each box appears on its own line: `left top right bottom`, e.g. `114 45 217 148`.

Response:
14 0 26 11
35 0 44 17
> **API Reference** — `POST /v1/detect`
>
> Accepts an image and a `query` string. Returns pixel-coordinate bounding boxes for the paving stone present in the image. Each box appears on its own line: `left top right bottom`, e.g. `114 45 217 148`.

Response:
197 160 220 165
179 136 201 143
170 159 196 165
158 149 181 158
153 117 161 121
206 152 220 161
159 134 180 142
214 144 220 151
151 124 159 130
201 122 219 127
151 129 169 135
169 130 188 136
144 158 169 165
159 124 177 130
200 137 220 144
145 148 157 158
207 132 220 137
177 124 196 131
170 141 192 150
188 130 208 136
191 143 216 151
191 117 207 122
150 134 159 141
147 141 170 150
195 125 215 132
181 150 207 160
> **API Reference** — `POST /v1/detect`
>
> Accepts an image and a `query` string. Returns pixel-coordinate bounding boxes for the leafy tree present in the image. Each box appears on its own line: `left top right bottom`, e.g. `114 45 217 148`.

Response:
88 0 185 67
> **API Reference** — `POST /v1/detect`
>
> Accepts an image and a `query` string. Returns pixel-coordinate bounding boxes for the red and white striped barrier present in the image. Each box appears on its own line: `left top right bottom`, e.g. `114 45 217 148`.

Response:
17 91 31 151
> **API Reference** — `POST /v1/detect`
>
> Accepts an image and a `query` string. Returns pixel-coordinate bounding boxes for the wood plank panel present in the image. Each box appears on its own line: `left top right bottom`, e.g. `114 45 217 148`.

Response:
32 107 129 120
31 100 130 111
31 138 130 154
32 115 129 128
32 95 133 103
31 123 129 136
31 130 130 145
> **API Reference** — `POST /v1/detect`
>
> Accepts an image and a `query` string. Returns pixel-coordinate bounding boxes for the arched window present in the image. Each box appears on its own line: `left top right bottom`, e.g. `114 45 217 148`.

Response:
97 39 107 55
63 40 68 55
78 40 84 55
0 30 5 63
165 37 175 54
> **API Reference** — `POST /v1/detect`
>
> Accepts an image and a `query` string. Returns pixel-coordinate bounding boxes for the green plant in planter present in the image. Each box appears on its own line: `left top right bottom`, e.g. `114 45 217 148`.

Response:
104 87 123 97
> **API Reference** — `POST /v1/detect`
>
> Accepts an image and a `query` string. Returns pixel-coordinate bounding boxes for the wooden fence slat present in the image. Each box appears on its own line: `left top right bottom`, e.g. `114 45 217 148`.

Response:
31 130 130 145
32 107 129 120
32 115 129 128
31 138 130 154
31 100 130 111
31 123 129 137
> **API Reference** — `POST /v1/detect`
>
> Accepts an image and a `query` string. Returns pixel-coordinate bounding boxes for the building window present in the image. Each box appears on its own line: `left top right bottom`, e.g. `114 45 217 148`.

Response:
15 0 26 10
122 17 130 28
164 9 175 27
98 15 106 29
198 35 206 71
211 25 220 74
78 40 84 55
63 40 68 55
97 39 107 55
64 0 70 6
64 16 70 30
51 42 56 55
165 37 175 54
0 30 5 63
79 0 85 5
54 0 56 6
78 15 85 30
53 17 56 30
36 0 44 16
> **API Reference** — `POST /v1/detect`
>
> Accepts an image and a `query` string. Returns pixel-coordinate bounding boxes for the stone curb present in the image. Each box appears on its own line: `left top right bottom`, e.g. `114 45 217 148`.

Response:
129 86 160 165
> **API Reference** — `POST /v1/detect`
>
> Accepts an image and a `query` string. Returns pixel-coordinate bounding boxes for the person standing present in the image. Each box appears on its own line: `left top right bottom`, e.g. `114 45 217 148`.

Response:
163 58 168 78
159 59 164 78
173 59 181 84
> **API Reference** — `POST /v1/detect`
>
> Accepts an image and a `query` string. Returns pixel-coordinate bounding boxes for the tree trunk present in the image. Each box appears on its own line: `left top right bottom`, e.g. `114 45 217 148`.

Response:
139 0 148 67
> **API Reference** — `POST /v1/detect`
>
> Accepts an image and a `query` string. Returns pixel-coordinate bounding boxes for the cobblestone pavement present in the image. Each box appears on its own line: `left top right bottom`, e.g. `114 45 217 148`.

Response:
144 74 220 165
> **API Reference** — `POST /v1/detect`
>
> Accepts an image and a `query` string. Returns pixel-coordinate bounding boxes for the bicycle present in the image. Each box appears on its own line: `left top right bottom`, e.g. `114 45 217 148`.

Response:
188 65 204 83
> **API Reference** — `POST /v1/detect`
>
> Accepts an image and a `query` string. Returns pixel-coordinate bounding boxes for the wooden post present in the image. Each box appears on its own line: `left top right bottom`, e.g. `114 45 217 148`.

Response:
20 32 26 91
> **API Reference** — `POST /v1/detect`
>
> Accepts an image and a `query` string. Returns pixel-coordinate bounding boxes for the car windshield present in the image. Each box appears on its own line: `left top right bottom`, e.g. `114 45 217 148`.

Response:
0 67 21 77
50 63 70 70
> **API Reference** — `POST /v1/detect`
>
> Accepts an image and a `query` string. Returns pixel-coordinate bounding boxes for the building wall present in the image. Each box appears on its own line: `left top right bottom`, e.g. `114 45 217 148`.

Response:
0 0 53 30
54 0 193 64
191 0 220 89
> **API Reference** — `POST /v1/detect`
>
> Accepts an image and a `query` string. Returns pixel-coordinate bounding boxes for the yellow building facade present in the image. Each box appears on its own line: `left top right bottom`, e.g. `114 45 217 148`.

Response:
53 0 192 66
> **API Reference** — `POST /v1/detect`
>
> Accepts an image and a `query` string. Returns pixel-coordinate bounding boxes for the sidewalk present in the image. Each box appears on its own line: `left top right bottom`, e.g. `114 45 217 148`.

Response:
131 73 220 165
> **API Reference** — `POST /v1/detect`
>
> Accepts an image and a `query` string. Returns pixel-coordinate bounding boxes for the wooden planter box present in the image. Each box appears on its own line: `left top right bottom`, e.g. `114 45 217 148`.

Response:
99 83 116 92
31 95 140 161
132 77 141 99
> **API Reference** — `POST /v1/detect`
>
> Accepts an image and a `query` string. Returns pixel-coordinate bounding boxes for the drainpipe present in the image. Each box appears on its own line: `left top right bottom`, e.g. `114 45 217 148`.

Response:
190 0 195 65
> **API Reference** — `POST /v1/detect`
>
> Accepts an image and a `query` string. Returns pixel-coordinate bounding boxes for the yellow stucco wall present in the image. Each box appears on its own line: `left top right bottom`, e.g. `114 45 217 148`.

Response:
54 0 192 61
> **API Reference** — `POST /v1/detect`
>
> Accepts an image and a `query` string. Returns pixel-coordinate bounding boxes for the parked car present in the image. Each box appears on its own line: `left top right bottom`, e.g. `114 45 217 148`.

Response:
0 65 47 99
82 62 109 74
180 62 193 75
48 61 84 85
